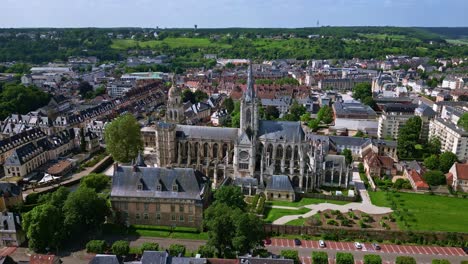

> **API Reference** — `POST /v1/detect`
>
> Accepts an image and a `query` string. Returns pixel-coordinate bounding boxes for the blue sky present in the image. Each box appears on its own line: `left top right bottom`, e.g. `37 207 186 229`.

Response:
1 0 467 28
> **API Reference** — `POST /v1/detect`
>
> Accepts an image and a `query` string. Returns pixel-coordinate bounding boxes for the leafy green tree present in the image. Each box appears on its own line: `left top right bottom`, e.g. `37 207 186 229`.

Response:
197 245 216 258
354 130 365 137
288 100 307 121
317 105 334 124
307 119 320 131
104 114 143 163
0 84 51 120
213 186 246 210
63 187 109 236
169 244 186 256
80 173 110 193
423 170 446 186
395 256 416 264
264 106 280 120
393 178 411 190
426 137 441 155
112 240 130 256
86 240 107 253
140 242 159 253
78 81 94 98
363 254 382 264
336 252 354 264
194 90 209 102
353 83 372 101
341 148 352 165
311 251 328 264
231 112 241 128
423 155 439 170
358 163 365 173
182 89 195 103
23 203 64 252
300 113 311 123
232 211 265 254
397 116 422 158
281 250 299 264
222 97 235 114
439 152 458 173
38 186 70 209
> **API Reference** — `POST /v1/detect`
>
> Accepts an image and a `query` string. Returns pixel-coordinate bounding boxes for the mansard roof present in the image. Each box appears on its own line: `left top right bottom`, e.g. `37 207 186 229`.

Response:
258 120 304 141
176 125 238 141
266 175 294 192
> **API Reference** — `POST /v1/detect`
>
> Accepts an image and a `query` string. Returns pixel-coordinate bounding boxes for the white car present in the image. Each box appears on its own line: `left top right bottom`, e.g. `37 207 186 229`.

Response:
319 240 326 248
354 242 363 249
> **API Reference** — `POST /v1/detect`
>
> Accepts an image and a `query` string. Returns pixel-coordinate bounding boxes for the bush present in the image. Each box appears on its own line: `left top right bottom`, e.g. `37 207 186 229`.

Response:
251 194 260 211
257 195 266 214
326 219 339 226
423 170 446 186
311 251 328 264
364 254 382 264
336 252 354 264
197 245 216 258
359 220 369 228
140 242 159 253
341 218 352 227
395 256 416 264
169 244 186 256
111 240 130 256
432 260 451 264
358 163 365 173
280 250 299 264
86 240 107 253
25 192 40 205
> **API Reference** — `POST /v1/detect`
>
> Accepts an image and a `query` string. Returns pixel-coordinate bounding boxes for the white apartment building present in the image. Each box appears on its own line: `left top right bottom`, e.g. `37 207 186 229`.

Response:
429 117 468 161
377 104 417 140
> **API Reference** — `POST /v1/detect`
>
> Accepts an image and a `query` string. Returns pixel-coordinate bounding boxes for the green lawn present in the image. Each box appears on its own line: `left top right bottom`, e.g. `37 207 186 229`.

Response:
111 38 232 50
285 218 307 226
103 224 208 240
369 191 468 232
263 207 311 223
267 197 351 208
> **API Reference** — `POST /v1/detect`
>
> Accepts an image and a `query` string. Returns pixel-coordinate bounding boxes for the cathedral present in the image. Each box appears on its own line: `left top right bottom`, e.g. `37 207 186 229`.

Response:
142 64 351 191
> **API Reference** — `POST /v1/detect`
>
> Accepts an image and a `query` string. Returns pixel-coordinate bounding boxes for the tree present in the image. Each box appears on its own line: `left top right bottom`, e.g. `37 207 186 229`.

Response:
63 187 109 236
354 130 365 137
358 163 365 173
280 250 299 264
104 114 143 163
423 154 439 170
395 256 416 264
194 90 209 102
288 100 307 121
182 89 195 103
439 152 458 173
169 244 186 256
231 211 265 254
393 179 411 190
222 98 235 114
0 84 50 120
23 203 64 252
317 105 334 124
197 245 216 258
112 240 130 256
423 170 446 186
80 173 110 193
336 252 354 264
38 186 70 209
140 242 159 253
353 83 372 101
458 113 468 131
341 148 352 165
86 240 107 253
78 81 94 98
311 251 328 264
364 254 382 264
427 137 441 155
397 116 422 158
264 106 280 120
307 119 320 131
213 186 246 210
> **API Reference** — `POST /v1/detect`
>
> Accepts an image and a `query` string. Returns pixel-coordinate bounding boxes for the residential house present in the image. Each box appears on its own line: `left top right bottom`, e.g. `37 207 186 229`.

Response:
363 152 395 178
0 183 23 212
0 212 25 247
446 162 468 192
89 255 120 264
404 161 429 191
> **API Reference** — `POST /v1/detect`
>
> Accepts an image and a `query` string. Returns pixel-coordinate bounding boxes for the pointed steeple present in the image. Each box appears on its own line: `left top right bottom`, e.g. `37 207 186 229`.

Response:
244 61 255 102
136 151 147 167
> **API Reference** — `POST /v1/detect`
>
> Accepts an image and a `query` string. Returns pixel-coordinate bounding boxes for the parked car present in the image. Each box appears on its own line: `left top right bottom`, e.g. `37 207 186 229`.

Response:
354 242 363 249
372 243 381 250
294 238 301 246
319 240 326 248
264 238 272 245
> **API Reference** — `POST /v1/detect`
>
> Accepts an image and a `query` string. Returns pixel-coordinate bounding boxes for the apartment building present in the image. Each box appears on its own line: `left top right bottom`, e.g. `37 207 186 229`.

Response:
377 103 417 139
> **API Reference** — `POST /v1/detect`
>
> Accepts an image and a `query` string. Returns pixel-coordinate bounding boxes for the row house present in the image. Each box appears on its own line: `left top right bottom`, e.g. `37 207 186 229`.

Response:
0 128 46 165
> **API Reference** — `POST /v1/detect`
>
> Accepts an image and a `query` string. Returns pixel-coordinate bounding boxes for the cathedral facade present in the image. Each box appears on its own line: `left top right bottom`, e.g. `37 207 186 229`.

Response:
142 64 350 190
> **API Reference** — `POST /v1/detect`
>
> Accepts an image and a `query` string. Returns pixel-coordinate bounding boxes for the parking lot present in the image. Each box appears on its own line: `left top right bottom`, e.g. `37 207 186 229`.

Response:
267 238 466 257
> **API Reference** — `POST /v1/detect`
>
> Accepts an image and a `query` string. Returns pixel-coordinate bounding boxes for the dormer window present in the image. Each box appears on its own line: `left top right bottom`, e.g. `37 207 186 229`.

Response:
137 184 143 190
156 184 161 191
172 184 178 192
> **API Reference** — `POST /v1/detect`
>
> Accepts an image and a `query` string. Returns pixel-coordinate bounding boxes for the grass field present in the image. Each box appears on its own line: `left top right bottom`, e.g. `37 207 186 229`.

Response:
266 197 351 208
263 207 311 223
285 217 307 226
358 33 421 42
103 224 208 240
446 39 468 45
111 38 232 50
369 191 468 233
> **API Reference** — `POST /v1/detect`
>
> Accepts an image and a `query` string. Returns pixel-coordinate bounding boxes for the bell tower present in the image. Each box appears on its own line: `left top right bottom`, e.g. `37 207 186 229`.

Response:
166 74 185 124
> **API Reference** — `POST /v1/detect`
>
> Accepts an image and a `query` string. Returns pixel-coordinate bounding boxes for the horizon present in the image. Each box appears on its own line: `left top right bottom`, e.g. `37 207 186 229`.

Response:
1 0 468 28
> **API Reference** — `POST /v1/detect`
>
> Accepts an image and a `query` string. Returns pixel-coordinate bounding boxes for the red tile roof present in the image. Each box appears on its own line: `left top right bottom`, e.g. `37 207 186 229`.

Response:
409 170 429 189
455 163 468 180
30 255 59 264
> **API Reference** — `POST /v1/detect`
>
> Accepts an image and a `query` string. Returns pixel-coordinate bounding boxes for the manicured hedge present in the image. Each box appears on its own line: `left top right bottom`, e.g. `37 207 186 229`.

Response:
336 252 354 264
364 254 382 264
311 251 328 264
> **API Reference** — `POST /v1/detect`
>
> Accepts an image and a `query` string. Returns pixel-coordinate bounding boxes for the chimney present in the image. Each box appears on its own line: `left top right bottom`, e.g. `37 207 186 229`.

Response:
113 162 118 173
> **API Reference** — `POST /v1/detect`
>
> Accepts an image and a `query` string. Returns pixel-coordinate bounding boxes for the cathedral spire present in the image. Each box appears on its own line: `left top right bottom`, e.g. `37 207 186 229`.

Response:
244 61 255 102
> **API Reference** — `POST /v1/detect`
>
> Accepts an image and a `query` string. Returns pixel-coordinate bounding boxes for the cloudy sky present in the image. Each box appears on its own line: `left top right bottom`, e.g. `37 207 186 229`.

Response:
1 0 467 28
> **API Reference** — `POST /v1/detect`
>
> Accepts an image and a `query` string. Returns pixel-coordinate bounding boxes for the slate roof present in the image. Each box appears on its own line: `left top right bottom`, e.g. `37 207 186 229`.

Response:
171 257 207 264
176 125 239 141
89 255 120 264
111 166 209 201
141 251 168 264
266 175 294 192
0 183 21 197
233 177 259 188
382 103 417 113
258 121 304 141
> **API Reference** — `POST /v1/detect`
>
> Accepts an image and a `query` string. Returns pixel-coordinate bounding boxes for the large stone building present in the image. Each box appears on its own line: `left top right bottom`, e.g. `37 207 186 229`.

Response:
142 64 351 191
